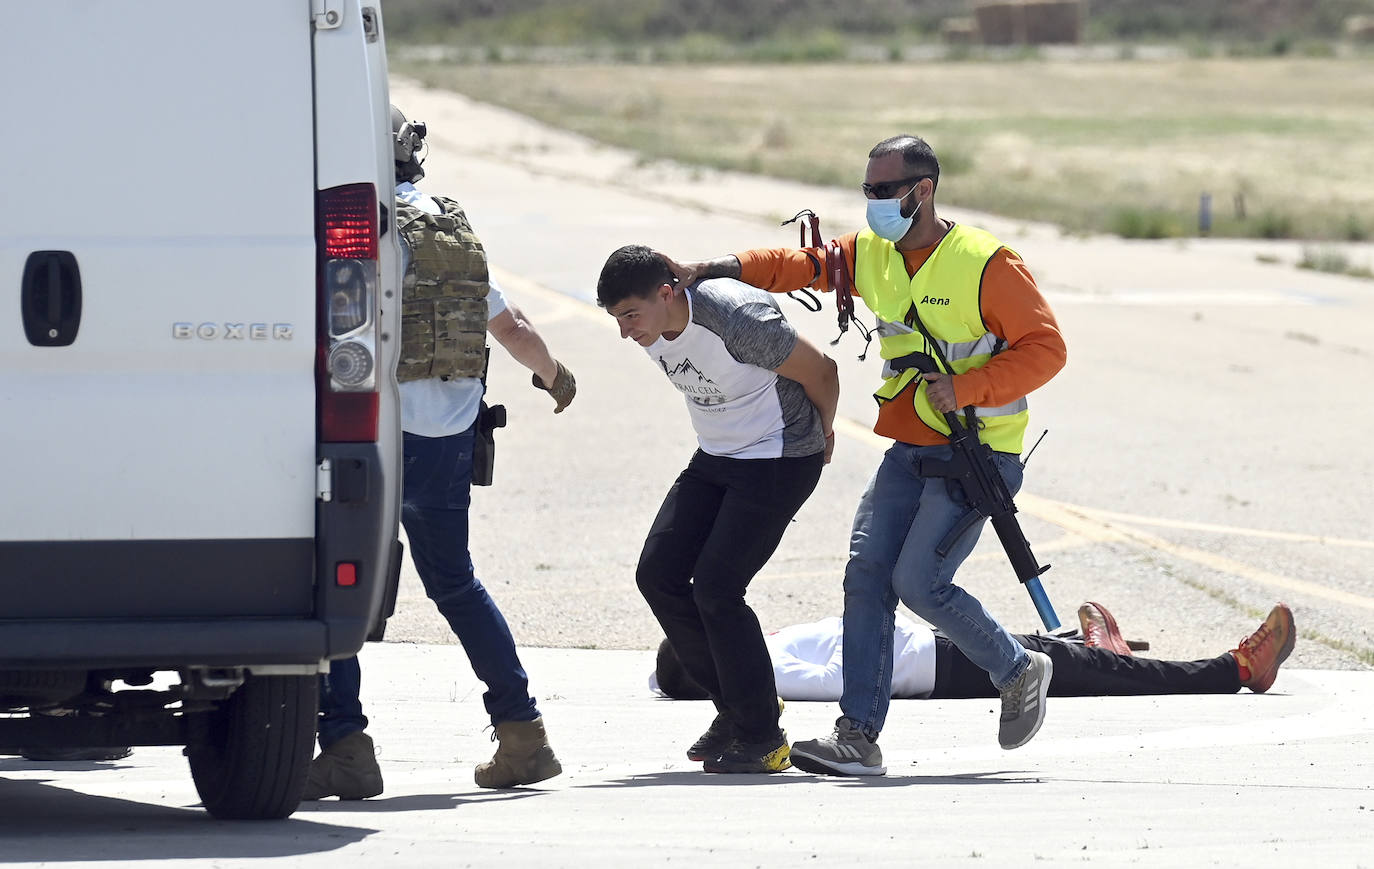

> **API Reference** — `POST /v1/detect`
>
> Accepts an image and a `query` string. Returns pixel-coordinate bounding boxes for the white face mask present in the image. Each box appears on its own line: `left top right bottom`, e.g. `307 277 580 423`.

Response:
866 194 921 242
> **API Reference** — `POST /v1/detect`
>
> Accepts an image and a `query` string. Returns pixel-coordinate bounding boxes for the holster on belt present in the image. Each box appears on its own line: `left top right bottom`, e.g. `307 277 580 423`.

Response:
471 401 506 487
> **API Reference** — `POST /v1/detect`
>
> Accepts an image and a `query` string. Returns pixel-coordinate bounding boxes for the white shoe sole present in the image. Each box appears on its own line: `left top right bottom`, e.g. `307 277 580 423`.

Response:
790 747 886 776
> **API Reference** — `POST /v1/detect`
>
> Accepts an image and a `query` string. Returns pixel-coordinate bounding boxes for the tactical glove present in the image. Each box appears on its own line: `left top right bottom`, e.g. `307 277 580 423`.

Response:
533 360 576 413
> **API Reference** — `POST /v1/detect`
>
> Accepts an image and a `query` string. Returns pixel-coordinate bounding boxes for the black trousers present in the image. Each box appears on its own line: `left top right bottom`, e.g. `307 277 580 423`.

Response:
637 449 824 742
929 634 1241 699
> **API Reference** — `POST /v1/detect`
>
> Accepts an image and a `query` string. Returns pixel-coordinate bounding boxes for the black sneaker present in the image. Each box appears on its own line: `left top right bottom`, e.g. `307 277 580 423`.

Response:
686 713 734 762
702 731 791 774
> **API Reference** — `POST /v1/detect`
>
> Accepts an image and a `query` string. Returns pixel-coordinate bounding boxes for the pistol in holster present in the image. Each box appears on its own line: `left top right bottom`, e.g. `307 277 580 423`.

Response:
471 401 506 487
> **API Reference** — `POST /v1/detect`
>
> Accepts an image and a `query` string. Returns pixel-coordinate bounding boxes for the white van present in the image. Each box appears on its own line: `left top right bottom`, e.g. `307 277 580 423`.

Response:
0 1 403 819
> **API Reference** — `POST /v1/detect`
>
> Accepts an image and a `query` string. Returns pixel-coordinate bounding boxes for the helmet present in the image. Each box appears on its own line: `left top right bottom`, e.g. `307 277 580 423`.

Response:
391 104 427 184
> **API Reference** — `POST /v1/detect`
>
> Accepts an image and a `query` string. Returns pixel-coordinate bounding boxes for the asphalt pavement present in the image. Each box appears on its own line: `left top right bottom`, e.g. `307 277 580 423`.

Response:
3 643 1370 866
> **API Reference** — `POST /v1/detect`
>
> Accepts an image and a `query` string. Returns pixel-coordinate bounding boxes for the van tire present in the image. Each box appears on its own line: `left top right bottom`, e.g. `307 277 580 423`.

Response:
187 674 318 820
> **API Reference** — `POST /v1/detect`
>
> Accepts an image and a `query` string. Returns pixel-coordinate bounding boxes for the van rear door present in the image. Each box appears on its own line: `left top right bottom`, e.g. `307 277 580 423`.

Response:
0 1 325 621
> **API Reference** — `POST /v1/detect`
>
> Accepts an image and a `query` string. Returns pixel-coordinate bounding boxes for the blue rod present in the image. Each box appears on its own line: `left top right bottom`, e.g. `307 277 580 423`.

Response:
1025 576 1061 632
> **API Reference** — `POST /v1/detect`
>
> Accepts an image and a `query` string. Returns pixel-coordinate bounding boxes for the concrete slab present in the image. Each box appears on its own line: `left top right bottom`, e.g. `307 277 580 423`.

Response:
1 643 1370 866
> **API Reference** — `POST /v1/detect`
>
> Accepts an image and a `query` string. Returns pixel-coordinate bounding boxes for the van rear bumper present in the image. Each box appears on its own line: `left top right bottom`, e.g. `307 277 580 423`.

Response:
0 441 402 666
0 538 315 620
0 618 329 669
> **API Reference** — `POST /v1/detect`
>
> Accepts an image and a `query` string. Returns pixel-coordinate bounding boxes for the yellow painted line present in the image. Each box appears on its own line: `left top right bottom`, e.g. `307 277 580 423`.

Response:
490 265 605 328
966 533 1098 558
835 415 1131 548
1024 496 1374 613
832 417 1374 612
489 271 1374 612
760 537 1096 582
830 414 894 449
1053 503 1374 550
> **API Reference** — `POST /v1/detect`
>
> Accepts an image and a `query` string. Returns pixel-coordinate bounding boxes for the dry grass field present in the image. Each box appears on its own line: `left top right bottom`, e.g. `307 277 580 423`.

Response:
397 56 1374 242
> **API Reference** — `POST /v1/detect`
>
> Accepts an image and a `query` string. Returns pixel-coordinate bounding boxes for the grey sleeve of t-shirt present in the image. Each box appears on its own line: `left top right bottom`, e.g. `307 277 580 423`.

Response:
692 279 823 458
723 301 798 371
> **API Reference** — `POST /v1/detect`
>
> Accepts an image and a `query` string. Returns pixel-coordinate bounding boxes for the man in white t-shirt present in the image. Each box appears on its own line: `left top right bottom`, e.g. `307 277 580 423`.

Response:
597 244 839 774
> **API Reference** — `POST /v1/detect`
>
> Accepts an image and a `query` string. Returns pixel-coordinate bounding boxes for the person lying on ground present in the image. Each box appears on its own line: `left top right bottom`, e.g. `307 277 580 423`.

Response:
652 602 1296 729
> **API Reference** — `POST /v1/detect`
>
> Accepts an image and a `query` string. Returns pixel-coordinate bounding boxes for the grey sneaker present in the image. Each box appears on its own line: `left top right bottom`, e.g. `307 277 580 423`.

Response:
790 718 885 776
999 650 1052 749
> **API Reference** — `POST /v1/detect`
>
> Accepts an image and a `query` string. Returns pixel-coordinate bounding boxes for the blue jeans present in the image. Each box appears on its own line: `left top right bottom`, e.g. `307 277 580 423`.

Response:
318 425 538 749
839 442 1030 738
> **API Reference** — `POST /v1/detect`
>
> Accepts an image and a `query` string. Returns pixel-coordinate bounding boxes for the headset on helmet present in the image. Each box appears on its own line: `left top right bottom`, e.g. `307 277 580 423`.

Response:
391 104 428 184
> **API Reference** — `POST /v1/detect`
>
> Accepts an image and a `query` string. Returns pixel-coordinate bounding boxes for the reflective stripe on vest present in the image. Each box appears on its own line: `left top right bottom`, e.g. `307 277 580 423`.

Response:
855 225 1030 453
395 195 490 382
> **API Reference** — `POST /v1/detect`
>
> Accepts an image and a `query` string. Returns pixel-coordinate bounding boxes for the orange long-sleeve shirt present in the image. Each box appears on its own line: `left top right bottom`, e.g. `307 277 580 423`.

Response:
736 227 1067 447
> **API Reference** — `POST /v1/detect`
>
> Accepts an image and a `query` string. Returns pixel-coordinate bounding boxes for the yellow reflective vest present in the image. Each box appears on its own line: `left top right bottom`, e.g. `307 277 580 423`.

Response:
854 225 1030 454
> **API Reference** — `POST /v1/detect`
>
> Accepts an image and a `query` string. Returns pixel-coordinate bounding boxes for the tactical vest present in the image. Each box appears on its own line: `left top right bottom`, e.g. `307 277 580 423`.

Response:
395 194 490 382
855 224 1030 453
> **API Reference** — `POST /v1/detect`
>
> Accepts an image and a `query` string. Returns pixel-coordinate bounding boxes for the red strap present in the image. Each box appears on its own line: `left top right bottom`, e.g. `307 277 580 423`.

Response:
825 239 852 320
780 209 868 354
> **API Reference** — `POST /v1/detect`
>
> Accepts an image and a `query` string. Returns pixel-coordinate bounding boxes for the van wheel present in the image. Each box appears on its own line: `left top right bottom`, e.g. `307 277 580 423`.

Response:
186 674 318 820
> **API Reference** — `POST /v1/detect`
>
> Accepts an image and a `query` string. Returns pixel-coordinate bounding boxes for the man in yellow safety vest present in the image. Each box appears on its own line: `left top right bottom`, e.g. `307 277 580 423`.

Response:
663 134 1068 775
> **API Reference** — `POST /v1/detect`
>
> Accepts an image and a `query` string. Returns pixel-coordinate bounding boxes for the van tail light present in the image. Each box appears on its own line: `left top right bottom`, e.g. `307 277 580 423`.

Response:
317 183 380 442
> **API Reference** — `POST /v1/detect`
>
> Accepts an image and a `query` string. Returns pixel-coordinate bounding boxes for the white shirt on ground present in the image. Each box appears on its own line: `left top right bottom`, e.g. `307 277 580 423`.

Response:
650 613 938 701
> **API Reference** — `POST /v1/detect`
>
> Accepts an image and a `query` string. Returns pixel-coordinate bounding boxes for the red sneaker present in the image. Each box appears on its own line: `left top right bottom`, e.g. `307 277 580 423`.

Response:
1078 601 1133 656
1232 603 1296 693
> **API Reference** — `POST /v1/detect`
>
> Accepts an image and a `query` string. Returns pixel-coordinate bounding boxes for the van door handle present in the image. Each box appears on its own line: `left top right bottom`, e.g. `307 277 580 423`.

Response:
21 250 82 346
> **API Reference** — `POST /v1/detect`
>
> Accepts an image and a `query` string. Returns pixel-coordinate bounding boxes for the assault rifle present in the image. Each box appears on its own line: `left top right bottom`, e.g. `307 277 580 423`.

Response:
889 350 1062 631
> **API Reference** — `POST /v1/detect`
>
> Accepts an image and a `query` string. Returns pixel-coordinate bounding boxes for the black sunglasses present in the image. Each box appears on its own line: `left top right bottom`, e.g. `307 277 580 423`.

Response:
861 175 932 200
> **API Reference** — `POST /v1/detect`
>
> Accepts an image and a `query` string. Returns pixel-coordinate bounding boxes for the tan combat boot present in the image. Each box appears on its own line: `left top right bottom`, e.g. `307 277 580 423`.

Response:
474 715 562 788
302 731 383 800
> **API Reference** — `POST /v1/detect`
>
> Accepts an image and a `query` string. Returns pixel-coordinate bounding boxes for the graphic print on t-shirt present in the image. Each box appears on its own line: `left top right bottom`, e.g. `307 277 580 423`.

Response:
644 279 825 459
659 356 726 407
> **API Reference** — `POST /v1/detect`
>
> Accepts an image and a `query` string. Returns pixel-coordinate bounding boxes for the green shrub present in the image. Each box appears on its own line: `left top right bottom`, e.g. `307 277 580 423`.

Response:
744 30 849 63
1295 246 1374 278
1342 214 1369 242
676 32 732 63
936 146 975 177
1297 246 1348 273
1110 208 1184 239
1253 211 1294 239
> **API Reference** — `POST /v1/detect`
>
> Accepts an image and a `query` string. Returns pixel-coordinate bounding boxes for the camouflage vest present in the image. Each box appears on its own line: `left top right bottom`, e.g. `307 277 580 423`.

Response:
395 194 490 382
